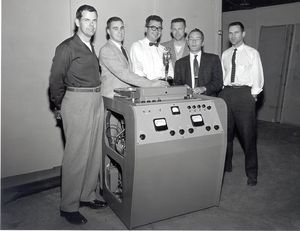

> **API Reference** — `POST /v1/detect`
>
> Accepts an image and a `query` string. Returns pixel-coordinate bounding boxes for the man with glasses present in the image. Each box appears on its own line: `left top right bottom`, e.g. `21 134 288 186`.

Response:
162 18 189 68
174 28 223 96
130 15 174 81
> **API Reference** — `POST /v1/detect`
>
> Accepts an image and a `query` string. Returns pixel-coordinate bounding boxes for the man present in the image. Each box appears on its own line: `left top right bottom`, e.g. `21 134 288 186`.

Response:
130 15 174 80
174 28 223 96
49 5 106 225
219 21 264 186
99 16 168 99
162 18 189 68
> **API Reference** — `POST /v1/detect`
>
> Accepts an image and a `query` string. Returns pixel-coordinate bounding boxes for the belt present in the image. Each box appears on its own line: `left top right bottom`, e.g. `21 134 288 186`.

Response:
66 86 101 92
224 85 250 89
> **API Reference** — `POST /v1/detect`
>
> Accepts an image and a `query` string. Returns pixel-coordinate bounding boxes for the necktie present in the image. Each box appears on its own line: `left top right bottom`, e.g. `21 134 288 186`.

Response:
121 46 128 61
193 55 199 87
231 48 237 83
149 42 159 47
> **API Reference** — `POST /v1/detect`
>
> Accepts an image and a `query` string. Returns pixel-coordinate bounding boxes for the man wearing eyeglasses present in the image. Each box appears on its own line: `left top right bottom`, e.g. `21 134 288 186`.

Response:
130 15 174 81
174 28 223 96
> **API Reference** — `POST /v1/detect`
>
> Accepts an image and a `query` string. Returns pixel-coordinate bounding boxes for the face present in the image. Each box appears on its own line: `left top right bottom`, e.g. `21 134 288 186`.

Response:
146 20 162 42
171 22 186 41
75 10 97 39
187 31 203 53
107 20 125 44
229 25 245 47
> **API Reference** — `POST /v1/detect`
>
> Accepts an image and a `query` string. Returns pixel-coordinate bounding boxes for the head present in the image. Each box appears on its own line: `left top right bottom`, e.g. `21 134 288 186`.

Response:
145 15 163 42
106 17 125 44
170 18 186 41
75 5 98 41
228 21 245 48
187 28 204 54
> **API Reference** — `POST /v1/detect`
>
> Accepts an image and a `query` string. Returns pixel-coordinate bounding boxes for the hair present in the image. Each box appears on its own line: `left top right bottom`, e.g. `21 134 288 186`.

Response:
188 28 204 41
228 21 245 32
74 5 97 33
106 16 123 30
106 16 124 40
145 15 163 27
171 18 186 27
76 5 97 20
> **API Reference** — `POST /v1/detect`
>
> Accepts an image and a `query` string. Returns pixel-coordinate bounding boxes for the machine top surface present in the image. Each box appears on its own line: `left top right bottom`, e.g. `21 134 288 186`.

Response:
114 86 203 104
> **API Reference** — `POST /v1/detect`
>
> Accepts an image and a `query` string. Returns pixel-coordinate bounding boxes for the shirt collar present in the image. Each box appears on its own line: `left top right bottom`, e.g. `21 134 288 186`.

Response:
190 50 202 57
232 42 245 52
110 39 122 50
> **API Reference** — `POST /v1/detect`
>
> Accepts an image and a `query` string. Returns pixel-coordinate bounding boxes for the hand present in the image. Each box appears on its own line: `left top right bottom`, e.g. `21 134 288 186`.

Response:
151 80 169 87
54 109 62 120
194 87 206 94
252 94 258 102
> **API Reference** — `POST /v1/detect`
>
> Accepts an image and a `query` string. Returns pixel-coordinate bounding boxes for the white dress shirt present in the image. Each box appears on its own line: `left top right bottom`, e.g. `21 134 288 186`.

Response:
130 37 174 80
221 43 264 95
189 51 202 89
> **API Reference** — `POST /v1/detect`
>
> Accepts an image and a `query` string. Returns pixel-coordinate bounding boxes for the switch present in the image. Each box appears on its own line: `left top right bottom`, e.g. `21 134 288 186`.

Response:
179 129 185 135
188 128 194 134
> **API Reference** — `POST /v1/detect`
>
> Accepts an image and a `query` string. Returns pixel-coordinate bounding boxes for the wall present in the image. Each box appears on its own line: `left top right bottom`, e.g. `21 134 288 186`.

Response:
2 0 70 177
222 2 300 50
1 0 221 178
71 0 222 55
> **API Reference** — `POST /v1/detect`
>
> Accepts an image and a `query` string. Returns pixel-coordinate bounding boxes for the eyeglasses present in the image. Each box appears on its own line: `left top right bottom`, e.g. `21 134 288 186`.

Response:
147 26 163 32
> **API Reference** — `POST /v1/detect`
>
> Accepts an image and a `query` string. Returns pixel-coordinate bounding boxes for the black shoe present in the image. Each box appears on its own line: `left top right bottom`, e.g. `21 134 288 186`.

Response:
224 164 232 172
80 199 107 209
60 210 87 224
247 178 257 186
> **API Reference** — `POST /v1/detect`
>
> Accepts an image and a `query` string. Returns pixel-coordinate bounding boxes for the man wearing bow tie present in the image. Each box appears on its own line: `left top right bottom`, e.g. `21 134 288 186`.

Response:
130 15 174 80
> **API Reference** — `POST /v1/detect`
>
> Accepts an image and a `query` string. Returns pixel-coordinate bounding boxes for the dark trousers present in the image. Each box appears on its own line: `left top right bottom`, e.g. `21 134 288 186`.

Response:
219 86 258 179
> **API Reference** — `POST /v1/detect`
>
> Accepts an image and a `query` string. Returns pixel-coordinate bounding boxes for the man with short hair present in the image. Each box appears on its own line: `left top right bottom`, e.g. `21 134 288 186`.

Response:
162 18 189 68
49 5 106 225
174 28 223 96
219 21 264 186
130 15 174 80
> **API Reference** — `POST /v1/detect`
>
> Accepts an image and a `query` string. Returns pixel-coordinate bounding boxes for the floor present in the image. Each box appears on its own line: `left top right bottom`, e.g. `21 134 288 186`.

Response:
1 121 300 230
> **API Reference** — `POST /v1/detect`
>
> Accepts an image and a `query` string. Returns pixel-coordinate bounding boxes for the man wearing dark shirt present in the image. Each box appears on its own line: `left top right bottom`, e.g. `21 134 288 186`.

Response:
49 5 106 225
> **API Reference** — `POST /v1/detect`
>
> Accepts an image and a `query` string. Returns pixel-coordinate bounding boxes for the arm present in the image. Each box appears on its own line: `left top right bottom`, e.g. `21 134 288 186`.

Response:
204 55 223 95
49 44 71 110
251 50 264 97
100 46 167 88
129 42 147 77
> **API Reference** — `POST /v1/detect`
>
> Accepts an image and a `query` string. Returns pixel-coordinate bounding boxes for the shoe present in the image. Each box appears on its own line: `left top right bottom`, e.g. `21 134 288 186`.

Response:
79 199 107 209
224 164 232 172
247 178 257 186
60 210 87 224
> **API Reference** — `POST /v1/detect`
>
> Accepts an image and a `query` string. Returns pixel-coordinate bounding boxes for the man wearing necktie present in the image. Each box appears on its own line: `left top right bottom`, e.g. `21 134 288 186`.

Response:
130 15 174 80
174 28 223 96
219 21 264 186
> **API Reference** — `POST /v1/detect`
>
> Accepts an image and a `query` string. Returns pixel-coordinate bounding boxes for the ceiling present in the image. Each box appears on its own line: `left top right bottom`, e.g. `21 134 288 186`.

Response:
223 0 300 12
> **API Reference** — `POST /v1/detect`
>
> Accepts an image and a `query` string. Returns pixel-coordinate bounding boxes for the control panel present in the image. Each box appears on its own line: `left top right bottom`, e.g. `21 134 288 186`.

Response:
134 99 223 145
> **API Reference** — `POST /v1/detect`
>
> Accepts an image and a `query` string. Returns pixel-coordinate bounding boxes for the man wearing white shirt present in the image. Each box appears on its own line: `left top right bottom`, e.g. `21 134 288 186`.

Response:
174 28 223 96
130 15 174 81
219 21 264 186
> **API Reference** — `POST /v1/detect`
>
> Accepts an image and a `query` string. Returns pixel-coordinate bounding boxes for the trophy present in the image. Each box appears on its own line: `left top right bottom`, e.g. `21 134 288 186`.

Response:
162 48 171 82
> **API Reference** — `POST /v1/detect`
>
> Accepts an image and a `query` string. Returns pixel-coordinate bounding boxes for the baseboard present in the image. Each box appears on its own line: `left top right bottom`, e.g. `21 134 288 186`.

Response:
1 166 61 204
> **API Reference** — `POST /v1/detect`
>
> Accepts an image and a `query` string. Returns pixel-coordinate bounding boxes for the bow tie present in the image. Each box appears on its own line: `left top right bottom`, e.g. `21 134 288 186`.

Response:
149 42 159 47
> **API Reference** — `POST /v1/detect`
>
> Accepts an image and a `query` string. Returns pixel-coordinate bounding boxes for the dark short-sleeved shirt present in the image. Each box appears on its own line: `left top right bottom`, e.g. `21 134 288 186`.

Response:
49 34 100 108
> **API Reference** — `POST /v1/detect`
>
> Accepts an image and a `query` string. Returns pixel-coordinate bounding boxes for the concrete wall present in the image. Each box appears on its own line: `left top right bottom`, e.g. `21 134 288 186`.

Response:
1 0 221 178
222 2 300 50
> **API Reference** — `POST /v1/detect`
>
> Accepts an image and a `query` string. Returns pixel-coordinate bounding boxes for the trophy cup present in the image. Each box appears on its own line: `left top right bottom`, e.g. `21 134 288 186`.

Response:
162 48 172 83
